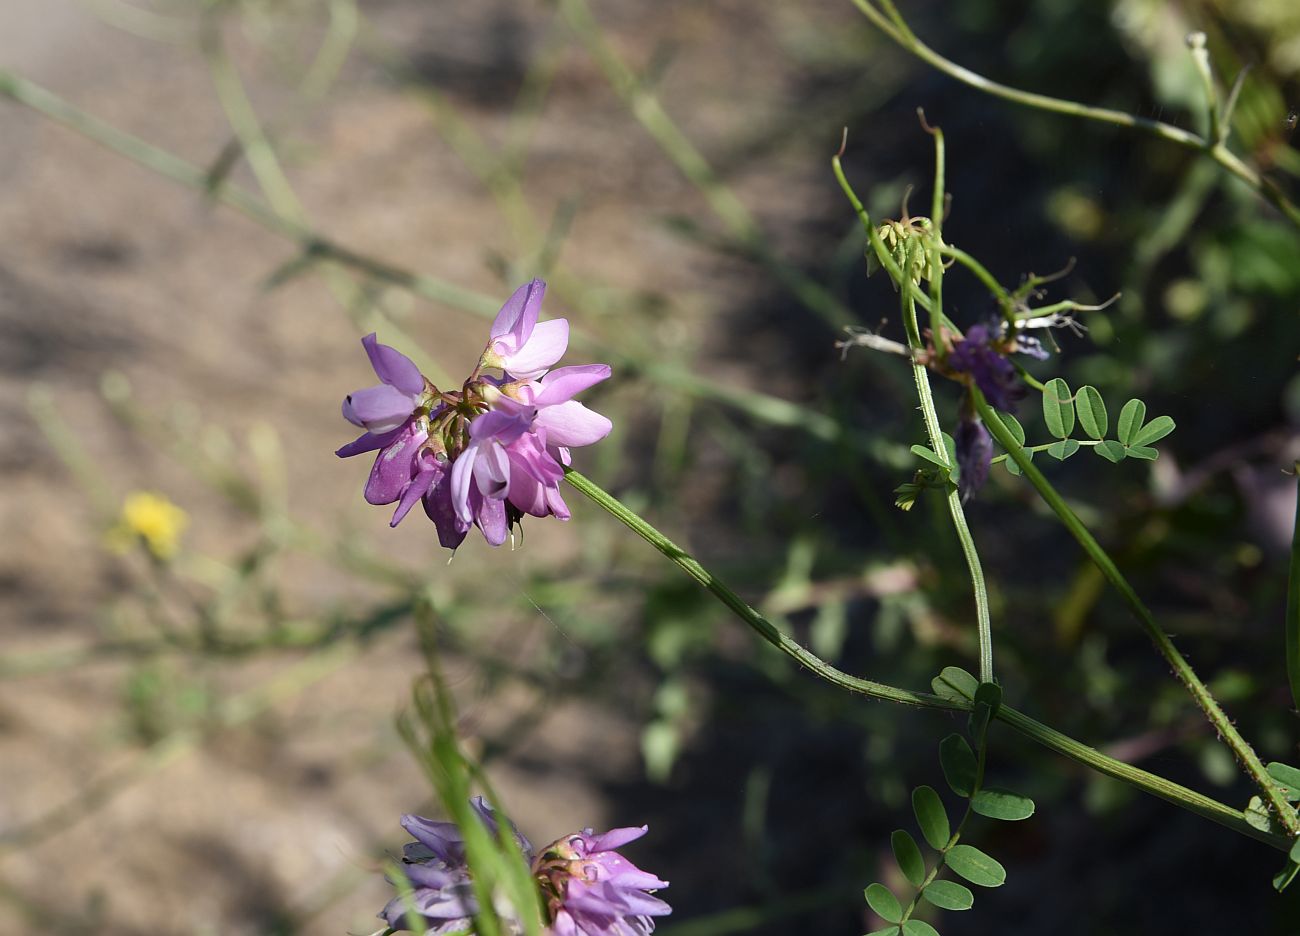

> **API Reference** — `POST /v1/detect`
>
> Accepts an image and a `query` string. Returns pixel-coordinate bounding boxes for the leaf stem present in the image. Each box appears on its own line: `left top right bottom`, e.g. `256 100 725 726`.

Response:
562 470 1285 849
973 390 1300 835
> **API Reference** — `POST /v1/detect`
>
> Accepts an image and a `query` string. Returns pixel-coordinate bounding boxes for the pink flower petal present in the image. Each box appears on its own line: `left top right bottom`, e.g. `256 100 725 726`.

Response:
489 278 546 345
535 364 611 407
502 318 569 381
450 443 480 523
535 401 612 448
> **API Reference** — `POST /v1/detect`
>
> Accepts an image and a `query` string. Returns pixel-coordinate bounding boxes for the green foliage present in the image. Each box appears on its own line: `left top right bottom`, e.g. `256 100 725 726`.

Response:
939 734 977 797
864 672 1028 931
945 844 1006 887
865 883 903 923
892 829 927 887
991 385 1176 471
912 785 951 849
922 879 974 911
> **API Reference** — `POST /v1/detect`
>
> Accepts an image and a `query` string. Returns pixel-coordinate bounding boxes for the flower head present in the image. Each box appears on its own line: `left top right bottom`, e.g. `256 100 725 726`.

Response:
380 798 534 934
337 280 611 548
108 491 188 560
534 826 671 936
380 804 670 936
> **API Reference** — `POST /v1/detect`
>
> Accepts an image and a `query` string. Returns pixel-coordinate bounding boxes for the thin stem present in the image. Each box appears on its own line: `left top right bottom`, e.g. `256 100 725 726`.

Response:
836 144 994 684
974 390 1300 835
989 440 1101 463
898 263 993 684
562 469 1284 849
562 469 949 709
849 0 1300 230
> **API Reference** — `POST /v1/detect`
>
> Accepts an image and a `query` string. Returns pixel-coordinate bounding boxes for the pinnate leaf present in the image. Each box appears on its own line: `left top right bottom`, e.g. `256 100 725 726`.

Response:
945 844 1006 887
1117 398 1146 446
939 734 977 798
971 788 1036 821
1042 378 1075 439
993 410 1026 446
932 667 978 702
1094 440 1125 463
865 883 902 923
911 444 950 470
1268 763 1300 801
1046 439 1080 461
892 829 926 887
1125 445 1159 461
903 922 941 936
912 785 951 850
1076 385 1107 439
923 879 974 911
1131 414 1175 447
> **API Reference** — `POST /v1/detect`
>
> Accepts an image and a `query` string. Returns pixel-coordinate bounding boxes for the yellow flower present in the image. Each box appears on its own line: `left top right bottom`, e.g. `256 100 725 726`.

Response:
111 491 188 560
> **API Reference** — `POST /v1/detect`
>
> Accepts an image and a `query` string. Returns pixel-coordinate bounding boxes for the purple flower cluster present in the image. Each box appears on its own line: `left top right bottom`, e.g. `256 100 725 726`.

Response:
381 799 670 936
337 280 611 548
533 826 671 936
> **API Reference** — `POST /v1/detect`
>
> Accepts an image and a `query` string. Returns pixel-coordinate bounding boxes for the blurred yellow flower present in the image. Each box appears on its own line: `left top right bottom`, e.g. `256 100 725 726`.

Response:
110 491 188 560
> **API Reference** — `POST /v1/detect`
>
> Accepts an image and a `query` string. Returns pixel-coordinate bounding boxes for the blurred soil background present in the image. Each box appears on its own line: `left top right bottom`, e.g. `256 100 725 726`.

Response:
1 1 1299 934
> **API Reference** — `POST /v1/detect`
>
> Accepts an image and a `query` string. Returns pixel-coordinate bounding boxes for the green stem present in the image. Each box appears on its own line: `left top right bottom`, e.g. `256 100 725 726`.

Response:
897 264 993 684
849 0 1300 230
974 390 1300 835
562 469 1285 849
835 144 994 685
989 440 1101 463
563 469 949 709
1286 465 1300 713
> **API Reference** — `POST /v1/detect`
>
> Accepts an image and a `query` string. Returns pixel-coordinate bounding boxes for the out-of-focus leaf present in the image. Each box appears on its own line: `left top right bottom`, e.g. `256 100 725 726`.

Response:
939 734 977 798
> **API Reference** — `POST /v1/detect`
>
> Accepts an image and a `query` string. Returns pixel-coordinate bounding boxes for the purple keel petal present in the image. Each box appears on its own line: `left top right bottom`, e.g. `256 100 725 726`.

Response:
344 383 419 433
502 318 569 381
392 456 441 527
535 400 612 447
336 426 400 458
475 495 508 546
362 333 425 396
424 472 468 550
535 363 612 407
364 426 426 505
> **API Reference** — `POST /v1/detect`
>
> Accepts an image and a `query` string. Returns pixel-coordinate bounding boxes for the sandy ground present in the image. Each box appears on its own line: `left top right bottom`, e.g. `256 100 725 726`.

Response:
0 1 877 932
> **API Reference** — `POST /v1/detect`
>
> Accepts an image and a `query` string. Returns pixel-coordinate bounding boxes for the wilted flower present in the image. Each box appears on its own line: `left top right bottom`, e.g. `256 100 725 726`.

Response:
337 280 612 549
954 411 994 502
380 802 670 936
945 322 1026 412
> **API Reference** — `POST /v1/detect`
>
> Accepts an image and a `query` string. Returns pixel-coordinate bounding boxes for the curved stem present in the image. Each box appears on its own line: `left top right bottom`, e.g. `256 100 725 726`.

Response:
850 0 1300 230
563 469 949 710
974 390 1300 835
562 469 1285 850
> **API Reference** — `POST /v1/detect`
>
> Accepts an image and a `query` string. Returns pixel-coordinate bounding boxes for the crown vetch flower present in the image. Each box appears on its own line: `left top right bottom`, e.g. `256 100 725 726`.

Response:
534 826 671 936
380 798 535 934
336 279 611 548
381 804 670 936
